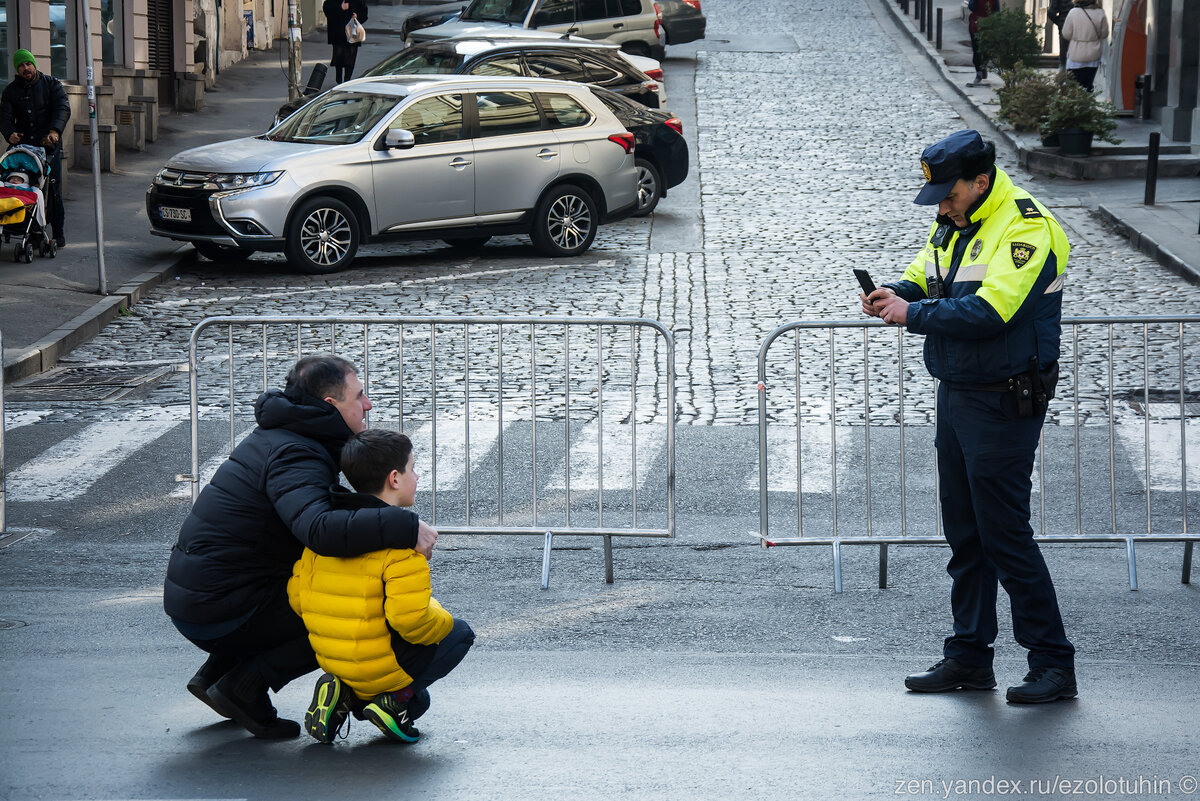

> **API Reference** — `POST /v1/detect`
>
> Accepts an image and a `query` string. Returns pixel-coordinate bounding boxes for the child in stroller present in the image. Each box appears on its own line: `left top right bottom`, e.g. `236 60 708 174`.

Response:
0 144 55 262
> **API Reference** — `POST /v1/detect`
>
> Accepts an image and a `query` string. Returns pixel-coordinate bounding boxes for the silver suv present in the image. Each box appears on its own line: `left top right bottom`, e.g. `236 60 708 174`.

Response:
147 75 638 273
412 0 665 60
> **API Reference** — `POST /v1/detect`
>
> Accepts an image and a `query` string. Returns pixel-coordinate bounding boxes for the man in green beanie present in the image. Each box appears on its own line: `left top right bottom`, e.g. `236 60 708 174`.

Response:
1 50 71 246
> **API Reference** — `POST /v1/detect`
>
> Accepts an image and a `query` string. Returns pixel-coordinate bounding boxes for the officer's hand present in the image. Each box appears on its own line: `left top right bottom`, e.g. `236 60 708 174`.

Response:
860 287 894 318
416 519 438 560
7 133 20 145
875 295 909 326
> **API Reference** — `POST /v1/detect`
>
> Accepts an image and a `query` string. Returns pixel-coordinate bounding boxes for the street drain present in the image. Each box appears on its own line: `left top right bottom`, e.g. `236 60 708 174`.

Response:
0 619 27 630
7 364 175 402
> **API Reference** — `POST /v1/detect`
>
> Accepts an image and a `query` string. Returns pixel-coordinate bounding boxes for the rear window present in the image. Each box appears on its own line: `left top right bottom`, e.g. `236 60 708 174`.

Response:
578 0 608 20
365 46 464 76
540 93 593 129
462 0 535 23
616 0 642 14
476 91 544 137
267 92 399 144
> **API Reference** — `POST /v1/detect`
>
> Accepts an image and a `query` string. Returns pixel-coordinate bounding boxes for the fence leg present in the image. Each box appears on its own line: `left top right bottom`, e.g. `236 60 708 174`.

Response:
603 534 614 584
541 530 554 590
833 541 843 593
1126 538 1138 591
1183 542 1194 585
878 543 889 589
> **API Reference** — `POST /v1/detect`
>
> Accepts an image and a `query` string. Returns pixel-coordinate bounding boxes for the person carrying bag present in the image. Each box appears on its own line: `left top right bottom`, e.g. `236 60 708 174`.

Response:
323 0 368 83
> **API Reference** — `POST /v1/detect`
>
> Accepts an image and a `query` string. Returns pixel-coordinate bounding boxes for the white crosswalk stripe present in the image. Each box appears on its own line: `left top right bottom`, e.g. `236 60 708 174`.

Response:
406 416 511 494
546 422 667 491
753 424 858 493
6 419 179 501
3 409 52 430
1115 419 1200 492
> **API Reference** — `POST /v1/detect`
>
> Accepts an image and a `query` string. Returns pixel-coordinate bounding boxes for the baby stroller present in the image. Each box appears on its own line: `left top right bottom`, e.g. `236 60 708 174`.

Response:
0 144 56 263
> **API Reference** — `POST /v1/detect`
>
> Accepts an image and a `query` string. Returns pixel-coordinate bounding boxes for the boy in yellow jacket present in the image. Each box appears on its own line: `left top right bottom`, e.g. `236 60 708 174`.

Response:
288 429 475 743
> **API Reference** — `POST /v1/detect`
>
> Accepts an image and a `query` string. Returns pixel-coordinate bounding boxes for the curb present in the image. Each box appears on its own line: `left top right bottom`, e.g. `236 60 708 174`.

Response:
1096 204 1200 286
2 245 192 383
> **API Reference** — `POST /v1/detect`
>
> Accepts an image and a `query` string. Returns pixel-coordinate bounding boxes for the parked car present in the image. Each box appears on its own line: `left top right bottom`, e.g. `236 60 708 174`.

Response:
588 85 686 215
399 2 466 41
656 0 705 45
273 36 665 125
411 0 666 60
148 75 639 273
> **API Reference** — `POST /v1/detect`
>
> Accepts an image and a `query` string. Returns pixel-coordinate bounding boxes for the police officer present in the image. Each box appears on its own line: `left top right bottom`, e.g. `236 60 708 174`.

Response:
861 130 1077 704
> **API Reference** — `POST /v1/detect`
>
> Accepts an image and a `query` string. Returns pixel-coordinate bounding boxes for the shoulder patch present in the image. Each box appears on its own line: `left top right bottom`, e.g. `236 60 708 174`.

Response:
1015 198 1043 219
1010 242 1037 268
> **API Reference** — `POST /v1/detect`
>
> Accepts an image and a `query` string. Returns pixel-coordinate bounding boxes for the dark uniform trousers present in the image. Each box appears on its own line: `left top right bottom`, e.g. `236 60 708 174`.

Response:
935 383 1075 671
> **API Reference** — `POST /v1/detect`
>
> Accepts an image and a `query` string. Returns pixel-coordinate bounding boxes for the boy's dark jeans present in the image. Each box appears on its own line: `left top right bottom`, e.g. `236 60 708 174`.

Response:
408 618 475 720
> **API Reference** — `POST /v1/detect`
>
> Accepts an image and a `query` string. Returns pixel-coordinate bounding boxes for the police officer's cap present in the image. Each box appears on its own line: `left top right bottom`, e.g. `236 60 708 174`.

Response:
914 130 992 206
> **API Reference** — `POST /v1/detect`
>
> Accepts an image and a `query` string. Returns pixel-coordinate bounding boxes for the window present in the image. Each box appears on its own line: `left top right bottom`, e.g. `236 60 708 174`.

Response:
579 55 624 86
0 0 13 83
617 0 642 15
268 92 400 144
395 94 465 145
462 0 535 24
475 91 543 137
101 0 124 66
540 93 592 129
467 55 523 77
365 46 463 76
50 0 70 79
523 53 586 82
530 0 575 26
578 0 608 20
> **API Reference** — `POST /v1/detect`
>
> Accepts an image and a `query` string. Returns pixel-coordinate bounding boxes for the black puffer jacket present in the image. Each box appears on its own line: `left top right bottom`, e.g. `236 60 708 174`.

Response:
164 389 419 625
0 73 71 147
323 0 368 46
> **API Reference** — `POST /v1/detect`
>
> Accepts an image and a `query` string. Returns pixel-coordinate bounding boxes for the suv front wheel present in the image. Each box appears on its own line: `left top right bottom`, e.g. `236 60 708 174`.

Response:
285 196 359 274
530 184 597 257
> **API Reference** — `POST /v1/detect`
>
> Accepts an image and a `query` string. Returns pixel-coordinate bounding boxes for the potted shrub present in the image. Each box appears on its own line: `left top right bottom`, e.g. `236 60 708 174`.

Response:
1039 78 1121 156
996 63 1060 144
976 10 1043 73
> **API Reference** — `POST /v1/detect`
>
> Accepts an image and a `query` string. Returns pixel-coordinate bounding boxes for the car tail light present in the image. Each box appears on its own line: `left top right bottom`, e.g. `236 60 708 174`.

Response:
663 117 683 136
608 132 636 154
641 80 660 94
644 68 664 81
653 2 663 39
683 0 701 9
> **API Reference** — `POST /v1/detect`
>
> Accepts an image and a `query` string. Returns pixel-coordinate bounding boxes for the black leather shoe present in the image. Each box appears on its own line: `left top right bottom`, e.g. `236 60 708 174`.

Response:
905 657 996 693
208 666 301 739
186 653 237 719
1005 667 1077 704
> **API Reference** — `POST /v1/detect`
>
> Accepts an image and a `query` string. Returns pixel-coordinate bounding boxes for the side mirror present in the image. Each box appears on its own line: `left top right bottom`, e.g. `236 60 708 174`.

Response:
385 129 416 149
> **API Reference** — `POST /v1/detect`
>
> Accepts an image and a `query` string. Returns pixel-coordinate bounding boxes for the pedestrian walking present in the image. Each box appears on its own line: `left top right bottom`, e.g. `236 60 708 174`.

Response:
164 355 438 739
1048 0 1072 70
860 130 1078 705
1062 0 1108 92
323 0 369 84
0 49 69 247
967 0 996 86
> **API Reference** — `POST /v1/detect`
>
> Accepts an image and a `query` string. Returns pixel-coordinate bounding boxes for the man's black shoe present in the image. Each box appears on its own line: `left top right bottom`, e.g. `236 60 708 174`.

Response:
1005 667 1077 704
904 658 996 693
186 654 236 719
208 666 300 739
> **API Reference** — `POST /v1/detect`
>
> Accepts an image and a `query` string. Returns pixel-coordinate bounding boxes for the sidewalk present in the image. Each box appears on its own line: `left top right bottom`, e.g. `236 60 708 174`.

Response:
880 0 1200 284
0 4 419 381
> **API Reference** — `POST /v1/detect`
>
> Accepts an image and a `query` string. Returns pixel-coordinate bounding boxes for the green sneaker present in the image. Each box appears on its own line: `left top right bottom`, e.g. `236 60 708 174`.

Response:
363 692 420 743
304 673 350 744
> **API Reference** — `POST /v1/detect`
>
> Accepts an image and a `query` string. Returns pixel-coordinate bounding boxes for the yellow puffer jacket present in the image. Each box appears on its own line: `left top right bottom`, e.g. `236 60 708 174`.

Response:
288 502 454 699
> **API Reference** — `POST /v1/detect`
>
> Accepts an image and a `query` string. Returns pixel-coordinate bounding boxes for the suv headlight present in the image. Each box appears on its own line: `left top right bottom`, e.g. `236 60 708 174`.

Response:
207 171 285 191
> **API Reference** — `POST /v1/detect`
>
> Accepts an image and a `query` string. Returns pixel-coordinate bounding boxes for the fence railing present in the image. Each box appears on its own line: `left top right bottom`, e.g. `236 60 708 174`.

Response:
184 315 676 587
757 316 1199 592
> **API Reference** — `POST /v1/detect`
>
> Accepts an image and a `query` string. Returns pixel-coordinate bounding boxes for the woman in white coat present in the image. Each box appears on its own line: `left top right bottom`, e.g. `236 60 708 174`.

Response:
1061 0 1109 92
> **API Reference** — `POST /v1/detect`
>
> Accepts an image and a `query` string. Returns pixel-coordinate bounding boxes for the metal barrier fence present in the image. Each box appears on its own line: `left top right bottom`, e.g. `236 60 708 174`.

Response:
184 315 676 587
757 316 1199 592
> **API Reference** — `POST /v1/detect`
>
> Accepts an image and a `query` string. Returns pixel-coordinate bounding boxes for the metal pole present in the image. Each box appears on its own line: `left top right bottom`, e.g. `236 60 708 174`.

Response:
1144 132 1160 206
926 0 934 42
287 0 302 102
80 0 107 294
936 8 943 49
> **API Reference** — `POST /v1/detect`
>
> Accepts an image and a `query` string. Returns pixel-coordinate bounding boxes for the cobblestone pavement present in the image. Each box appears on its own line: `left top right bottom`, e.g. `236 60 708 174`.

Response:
19 0 1200 428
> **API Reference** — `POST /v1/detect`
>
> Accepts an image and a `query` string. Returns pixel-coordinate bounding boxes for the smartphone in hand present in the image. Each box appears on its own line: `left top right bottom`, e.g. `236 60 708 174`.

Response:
854 269 876 296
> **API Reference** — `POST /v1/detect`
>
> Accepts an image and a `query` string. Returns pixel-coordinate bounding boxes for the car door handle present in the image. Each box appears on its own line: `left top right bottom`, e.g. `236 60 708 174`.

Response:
536 149 558 160
449 157 472 169
612 22 624 28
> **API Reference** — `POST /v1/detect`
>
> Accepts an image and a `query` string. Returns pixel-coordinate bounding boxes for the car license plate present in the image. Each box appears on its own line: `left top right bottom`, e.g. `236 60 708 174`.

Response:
159 206 192 222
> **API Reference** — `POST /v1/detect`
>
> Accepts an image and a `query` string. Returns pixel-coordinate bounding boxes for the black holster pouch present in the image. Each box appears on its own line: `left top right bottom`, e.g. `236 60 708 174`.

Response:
1014 358 1058 418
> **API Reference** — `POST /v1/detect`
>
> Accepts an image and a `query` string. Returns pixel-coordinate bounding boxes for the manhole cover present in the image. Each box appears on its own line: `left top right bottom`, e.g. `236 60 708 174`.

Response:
7 364 173 402
0 619 27 630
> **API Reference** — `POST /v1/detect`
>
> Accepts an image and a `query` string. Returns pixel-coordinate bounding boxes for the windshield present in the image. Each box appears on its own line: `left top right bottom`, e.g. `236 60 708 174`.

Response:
267 92 400 144
365 46 465 76
462 0 535 23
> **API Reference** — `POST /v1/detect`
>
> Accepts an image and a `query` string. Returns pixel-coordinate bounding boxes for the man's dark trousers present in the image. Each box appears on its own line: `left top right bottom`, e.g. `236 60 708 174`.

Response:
46 145 64 239
935 384 1075 671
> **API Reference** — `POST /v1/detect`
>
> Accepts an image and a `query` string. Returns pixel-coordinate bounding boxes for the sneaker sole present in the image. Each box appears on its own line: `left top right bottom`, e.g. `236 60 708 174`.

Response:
1006 685 1078 704
364 706 420 743
905 678 997 693
304 677 345 743
187 678 232 719
208 685 300 739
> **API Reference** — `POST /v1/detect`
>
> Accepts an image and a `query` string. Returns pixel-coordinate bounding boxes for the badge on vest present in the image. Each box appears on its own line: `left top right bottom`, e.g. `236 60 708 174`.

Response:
1015 198 1043 219
1011 242 1037 268
971 239 983 260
